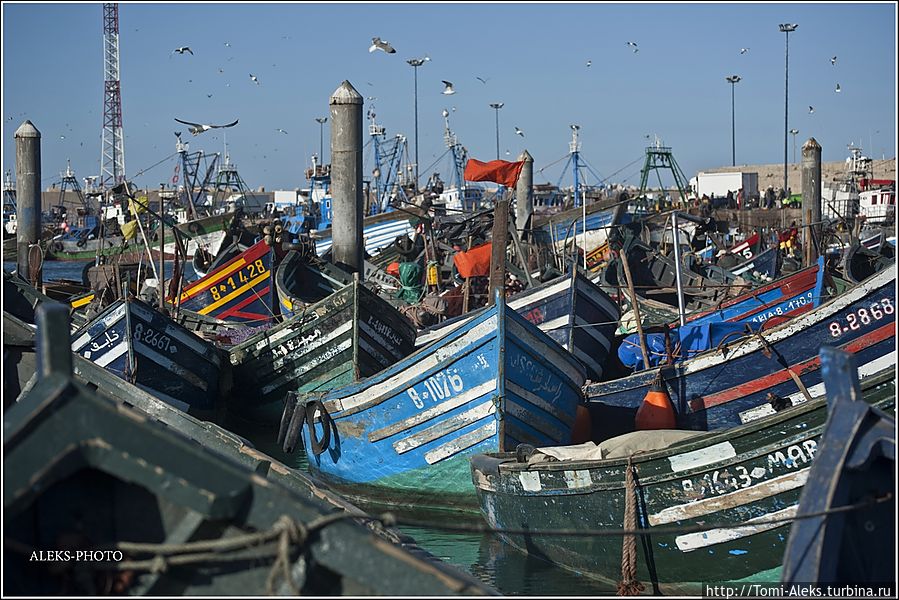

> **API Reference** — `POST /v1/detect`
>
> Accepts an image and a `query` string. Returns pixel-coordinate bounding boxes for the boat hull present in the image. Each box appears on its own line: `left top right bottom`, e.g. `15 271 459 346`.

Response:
471 370 895 592
71 298 226 415
229 281 417 424
588 264 896 439
286 298 587 511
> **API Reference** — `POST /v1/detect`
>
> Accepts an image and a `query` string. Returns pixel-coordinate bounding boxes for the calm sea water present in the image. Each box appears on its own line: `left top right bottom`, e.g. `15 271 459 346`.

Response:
10 259 616 595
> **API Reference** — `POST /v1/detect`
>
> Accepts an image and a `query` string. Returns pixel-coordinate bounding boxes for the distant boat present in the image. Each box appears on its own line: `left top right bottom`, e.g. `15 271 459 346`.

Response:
228 277 417 425
279 291 587 512
469 362 895 593
71 296 228 417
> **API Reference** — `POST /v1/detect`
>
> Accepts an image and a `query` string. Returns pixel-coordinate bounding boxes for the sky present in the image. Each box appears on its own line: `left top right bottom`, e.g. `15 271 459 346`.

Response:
2 2 897 194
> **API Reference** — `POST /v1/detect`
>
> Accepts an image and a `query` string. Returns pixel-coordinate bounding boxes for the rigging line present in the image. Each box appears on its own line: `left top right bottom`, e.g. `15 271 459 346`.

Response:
419 148 452 179
605 156 646 181
578 157 607 186
129 152 179 180
536 153 571 175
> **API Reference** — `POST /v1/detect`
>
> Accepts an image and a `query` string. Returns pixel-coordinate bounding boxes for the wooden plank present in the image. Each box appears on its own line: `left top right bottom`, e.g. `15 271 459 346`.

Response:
488 199 509 307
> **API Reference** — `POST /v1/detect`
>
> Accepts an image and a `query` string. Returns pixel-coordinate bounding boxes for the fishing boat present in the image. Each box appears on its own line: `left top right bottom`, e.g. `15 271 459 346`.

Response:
71 296 229 417
228 277 417 425
278 291 587 512
5 307 495 596
415 267 620 382
533 201 624 259
274 249 352 318
586 263 895 439
310 210 419 260
468 361 894 593
781 348 895 587
172 238 279 324
617 258 828 371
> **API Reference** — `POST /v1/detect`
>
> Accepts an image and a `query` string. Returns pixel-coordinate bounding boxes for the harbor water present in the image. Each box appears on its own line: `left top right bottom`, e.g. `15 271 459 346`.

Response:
10 259 618 595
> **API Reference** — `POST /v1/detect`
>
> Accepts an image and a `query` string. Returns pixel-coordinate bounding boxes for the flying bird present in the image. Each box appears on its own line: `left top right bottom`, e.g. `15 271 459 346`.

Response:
224 41 232 48
586 60 592 67
626 41 639 53
441 80 456 95
808 106 815 114
369 37 396 54
206 94 213 98
171 46 193 56
831 55 837 66
476 76 489 84
514 127 525 137
174 118 239 136
249 74 259 85
835 83 841 93
276 128 288 135
740 47 750 54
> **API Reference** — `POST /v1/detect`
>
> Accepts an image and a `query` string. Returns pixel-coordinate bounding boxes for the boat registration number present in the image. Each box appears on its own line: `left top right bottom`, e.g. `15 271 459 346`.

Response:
209 259 267 301
407 368 466 409
828 298 892 338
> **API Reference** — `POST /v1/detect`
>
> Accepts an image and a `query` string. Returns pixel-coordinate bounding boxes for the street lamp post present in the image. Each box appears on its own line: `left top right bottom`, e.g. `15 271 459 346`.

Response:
315 117 327 163
726 75 741 167
790 128 799 163
406 57 429 191
779 23 798 195
489 102 504 160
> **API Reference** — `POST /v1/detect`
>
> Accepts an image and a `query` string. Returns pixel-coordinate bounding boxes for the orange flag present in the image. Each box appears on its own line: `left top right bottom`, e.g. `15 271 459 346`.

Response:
463 158 524 188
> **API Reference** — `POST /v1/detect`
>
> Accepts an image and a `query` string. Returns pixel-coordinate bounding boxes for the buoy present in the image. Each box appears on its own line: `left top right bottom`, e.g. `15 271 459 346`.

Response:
635 373 676 430
571 404 593 444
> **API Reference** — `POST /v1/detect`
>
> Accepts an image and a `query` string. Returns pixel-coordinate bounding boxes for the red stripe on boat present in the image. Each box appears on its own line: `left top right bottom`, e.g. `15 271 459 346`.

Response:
689 323 894 412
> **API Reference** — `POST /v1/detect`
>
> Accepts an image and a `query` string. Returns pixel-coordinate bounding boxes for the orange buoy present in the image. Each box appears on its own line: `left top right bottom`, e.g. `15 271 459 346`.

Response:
635 373 677 430
571 404 593 444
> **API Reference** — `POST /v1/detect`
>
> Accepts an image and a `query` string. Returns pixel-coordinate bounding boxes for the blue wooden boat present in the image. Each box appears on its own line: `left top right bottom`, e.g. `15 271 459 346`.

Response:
228 277 417 425
534 202 625 257
469 359 895 593
781 348 895 588
279 291 587 512
416 267 620 382
172 238 278 324
618 258 827 371
71 296 228 417
587 263 896 440
274 249 352 318
311 211 417 259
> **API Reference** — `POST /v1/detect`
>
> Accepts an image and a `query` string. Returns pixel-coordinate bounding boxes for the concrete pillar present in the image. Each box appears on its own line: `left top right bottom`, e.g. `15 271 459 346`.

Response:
801 137 822 265
329 81 363 274
15 120 41 285
515 150 533 239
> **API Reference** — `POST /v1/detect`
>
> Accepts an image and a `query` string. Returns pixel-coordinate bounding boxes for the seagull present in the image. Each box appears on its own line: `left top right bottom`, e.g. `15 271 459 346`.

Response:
276 128 288 135
224 41 232 48
249 74 259 85
174 118 239 136
586 60 592 67
171 46 193 56
441 80 456 95
514 127 525 137
740 47 750 55
808 106 815 114
835 83 841 93
369 37 396 54
831 55 837 66
206 94 213 98
476 76 489 84
626 41 639 53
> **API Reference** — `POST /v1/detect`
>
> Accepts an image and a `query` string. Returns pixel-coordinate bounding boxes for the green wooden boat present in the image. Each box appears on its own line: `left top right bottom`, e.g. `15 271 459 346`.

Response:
469 366 895 594
228 277 417 425
3 304 496 596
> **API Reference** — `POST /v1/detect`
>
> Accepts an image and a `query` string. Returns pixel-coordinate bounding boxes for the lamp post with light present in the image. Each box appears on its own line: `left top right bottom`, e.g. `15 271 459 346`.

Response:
726 75 741 166
779 23 798 194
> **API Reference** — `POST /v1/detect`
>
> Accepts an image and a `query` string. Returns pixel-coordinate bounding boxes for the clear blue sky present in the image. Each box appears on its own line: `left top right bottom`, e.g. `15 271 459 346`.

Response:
2 2 896 193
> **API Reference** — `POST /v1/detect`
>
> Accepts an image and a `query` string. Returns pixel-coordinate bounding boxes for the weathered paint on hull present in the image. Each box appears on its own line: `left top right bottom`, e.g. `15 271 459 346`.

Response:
471 372 895 592
70 297 225 415
587 264 896 439
229 280 417 424
296 297 587 510
275 250 352 318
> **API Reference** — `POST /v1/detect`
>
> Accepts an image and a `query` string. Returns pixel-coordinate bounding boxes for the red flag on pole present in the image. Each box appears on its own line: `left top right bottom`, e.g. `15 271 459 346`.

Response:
463 158 524 188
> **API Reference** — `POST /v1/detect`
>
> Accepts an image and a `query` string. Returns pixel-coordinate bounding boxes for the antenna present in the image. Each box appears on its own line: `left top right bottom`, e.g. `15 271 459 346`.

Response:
100 3 126 188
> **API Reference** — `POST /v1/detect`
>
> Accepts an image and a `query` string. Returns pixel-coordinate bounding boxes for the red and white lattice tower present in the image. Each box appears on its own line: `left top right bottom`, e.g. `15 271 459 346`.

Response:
100 3 125 188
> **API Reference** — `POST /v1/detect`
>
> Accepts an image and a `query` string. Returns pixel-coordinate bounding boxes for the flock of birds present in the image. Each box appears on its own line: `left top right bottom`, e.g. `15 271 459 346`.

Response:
168 36 848 140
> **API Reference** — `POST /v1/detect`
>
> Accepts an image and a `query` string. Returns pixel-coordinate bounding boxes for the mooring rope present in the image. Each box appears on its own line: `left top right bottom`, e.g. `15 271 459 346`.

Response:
617 456 645 596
